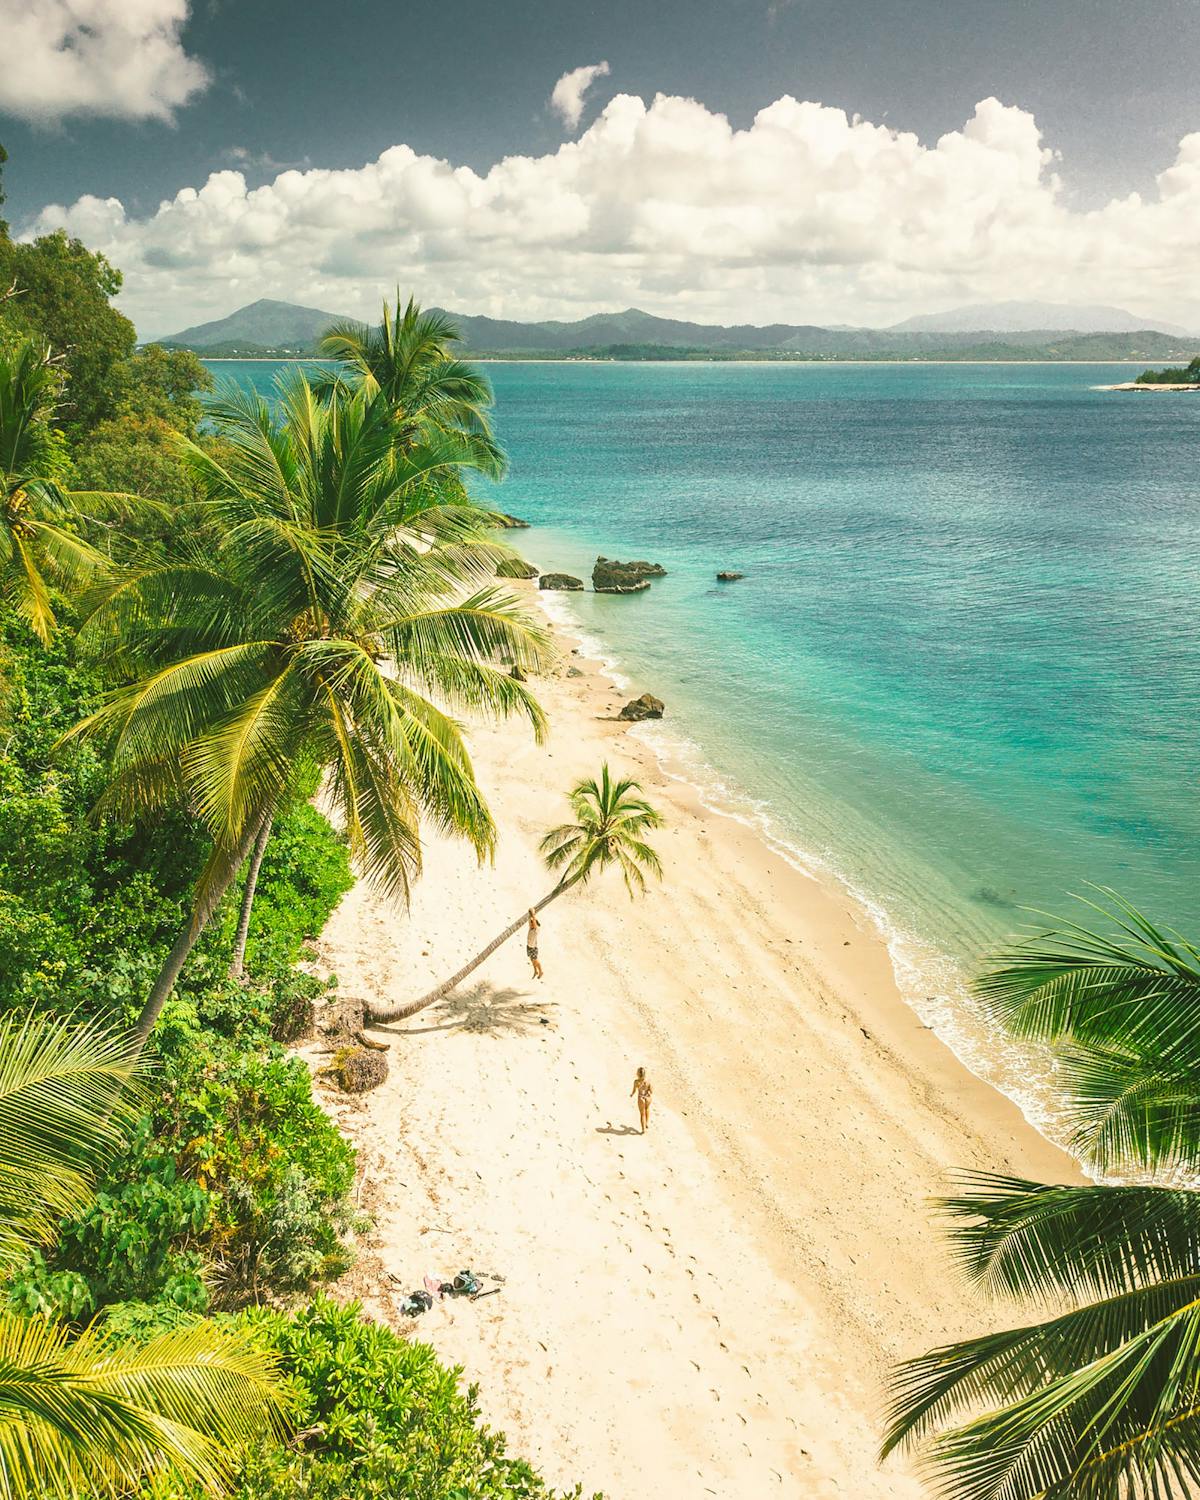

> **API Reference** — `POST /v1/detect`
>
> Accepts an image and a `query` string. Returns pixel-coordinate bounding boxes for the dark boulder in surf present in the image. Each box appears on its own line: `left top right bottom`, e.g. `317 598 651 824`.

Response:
618 693 665 721
716 570 745 581
539 572 584 590
592 556 664 592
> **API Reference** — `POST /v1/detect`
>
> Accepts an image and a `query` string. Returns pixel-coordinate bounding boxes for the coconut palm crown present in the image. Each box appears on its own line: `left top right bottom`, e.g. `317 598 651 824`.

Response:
66 373 550 1040
883 891 1200 1500
539 763 665 894
318 295 504 476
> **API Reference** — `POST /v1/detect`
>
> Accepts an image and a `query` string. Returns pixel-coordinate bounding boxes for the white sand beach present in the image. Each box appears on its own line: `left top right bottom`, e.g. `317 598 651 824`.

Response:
311 606 1079 1499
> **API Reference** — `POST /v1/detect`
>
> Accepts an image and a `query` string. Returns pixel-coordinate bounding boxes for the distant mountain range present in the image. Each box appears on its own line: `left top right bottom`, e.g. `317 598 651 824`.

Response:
155 298 1198 362
887 301 1190 336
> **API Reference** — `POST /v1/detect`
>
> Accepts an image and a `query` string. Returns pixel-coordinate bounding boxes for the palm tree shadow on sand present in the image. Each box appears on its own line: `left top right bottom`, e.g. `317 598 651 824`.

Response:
375 981 555 1038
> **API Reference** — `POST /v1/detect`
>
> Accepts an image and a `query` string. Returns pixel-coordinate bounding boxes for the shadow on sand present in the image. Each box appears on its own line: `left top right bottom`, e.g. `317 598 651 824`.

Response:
595 1123 642 1137
373 981 555 1039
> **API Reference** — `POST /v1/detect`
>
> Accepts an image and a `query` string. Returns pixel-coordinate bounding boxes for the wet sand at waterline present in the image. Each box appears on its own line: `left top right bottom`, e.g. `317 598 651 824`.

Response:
308 611 1078 1499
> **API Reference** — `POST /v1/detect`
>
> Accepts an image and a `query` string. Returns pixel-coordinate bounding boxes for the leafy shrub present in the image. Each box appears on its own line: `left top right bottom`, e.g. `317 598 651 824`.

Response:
151 1023 358 1301
227 1297 592 1500
0 607 359 1316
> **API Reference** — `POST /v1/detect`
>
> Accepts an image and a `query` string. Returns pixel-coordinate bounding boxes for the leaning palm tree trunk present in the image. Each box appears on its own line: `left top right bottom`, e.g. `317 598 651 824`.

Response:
366 876 580 1023
229 813 273 981
136 821 264 1046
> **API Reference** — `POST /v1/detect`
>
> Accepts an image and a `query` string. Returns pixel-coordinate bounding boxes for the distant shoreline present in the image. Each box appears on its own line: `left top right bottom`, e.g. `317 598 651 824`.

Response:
199 356 1158 367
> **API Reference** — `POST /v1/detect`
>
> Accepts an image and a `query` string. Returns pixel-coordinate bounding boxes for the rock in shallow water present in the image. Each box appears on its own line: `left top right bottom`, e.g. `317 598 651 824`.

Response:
592 556 665 592
539 572 584 590
618 693 665 721
716 570 745 581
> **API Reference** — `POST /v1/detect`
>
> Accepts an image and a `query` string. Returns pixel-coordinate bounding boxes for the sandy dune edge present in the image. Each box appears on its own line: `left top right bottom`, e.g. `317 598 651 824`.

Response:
308 622 1078 1499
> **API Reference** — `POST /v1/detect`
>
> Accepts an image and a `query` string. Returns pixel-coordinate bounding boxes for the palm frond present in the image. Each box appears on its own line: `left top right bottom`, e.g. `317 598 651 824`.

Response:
937 1175 1200 1303
0 1312 284 1498
0 1011 143 1271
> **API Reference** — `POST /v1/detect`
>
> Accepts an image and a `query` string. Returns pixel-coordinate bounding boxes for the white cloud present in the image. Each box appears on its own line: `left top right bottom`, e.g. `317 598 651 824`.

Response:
549 61 610 132
0 0 208 123
23 91 1200 335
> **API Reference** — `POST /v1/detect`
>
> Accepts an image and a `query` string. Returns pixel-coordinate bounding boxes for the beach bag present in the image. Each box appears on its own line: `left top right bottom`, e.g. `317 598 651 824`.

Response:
452 1270 480 1296
400 1289 434 1316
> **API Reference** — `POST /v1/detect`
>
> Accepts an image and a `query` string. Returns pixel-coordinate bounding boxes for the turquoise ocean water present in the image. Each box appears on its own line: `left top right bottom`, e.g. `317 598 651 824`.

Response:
209 359 1200 1133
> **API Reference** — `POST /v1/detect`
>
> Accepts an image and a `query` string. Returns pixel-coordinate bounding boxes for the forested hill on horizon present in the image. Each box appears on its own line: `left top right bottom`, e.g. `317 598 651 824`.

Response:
156 297 1199 363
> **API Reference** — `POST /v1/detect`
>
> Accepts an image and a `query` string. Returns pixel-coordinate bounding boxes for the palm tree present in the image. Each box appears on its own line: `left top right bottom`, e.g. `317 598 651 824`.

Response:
882 890 1200 1500
66 373 550 1043
318 294 505 476
0 338 126 643
368 764 663 1023
0 1009 282 1497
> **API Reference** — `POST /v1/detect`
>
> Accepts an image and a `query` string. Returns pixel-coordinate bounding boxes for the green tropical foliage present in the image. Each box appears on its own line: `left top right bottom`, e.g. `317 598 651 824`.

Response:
1136 355 1200 385
883 891 1200 1500
319 294 505 475
0 338 126 643
218 1296 597 1500
0 1007 284 1499
66 371 550 1040
0 230 136 432
370 763 663 1022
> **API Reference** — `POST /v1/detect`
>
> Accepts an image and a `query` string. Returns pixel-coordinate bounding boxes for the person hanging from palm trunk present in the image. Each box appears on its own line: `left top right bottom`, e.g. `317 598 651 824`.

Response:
366 764 663 1024
526 908 543 979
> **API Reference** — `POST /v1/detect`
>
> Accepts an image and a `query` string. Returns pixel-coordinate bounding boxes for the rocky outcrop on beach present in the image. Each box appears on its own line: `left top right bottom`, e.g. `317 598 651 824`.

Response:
618 693 665 721
593 556 665 593
539 572 584 590
496 557 539 579
716 571 745 581
494 512 531 528
333 1044 389 1093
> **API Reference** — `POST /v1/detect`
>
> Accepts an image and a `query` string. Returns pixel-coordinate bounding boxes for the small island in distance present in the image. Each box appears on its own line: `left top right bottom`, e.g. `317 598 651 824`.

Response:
1101 354 1200 391
153 296 1200 365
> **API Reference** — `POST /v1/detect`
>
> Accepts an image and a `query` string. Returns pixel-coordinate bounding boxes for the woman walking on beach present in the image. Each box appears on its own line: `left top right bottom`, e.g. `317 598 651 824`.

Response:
631 1067 653 1133
526 909 543 980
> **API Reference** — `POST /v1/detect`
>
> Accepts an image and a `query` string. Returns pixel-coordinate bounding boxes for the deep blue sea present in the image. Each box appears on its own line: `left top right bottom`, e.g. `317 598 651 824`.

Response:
208 358 1200 1125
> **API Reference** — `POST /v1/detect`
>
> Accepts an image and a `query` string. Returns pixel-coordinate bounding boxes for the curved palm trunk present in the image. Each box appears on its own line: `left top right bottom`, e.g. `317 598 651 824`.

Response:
134 819 263 1047
366 875 580 1023
228 813 274 981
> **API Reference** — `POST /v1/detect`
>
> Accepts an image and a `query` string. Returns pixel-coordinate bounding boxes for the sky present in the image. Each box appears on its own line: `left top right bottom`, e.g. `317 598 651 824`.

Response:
1 0 1199 336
